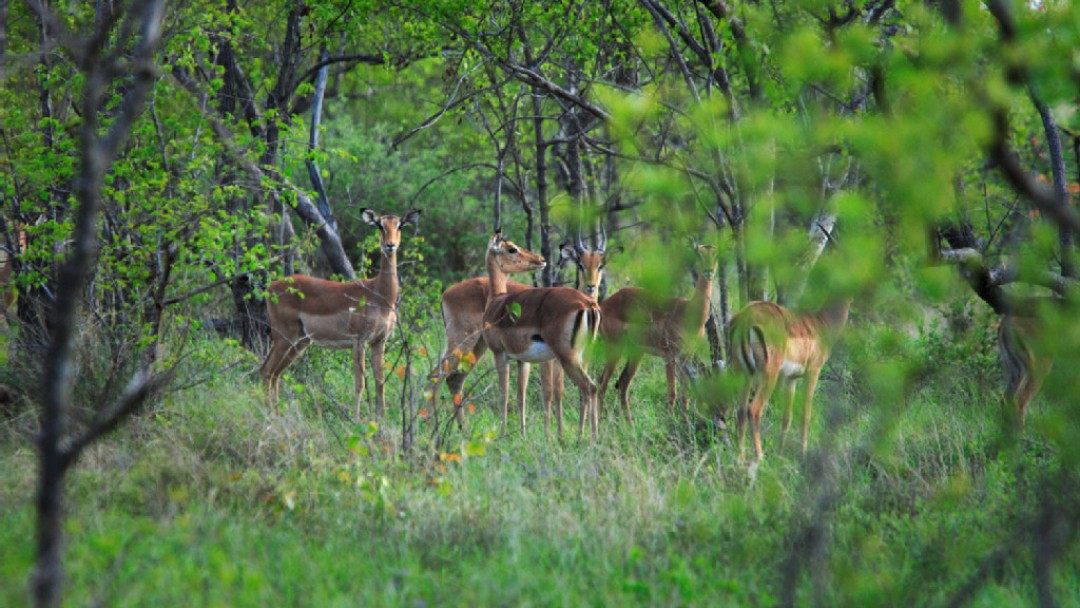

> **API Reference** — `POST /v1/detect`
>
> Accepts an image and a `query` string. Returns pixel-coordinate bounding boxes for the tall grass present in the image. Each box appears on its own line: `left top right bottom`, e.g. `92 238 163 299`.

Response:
1 318 1078 606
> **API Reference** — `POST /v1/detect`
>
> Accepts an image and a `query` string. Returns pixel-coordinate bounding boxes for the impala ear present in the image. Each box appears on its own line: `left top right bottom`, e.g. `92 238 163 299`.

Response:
559 243 578 265
489 231 504 251
400 209 422 228
360 208 381 228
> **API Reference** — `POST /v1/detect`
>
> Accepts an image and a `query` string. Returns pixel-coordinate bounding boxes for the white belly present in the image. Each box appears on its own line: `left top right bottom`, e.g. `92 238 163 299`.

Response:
513 340 555 363
779 359 806 379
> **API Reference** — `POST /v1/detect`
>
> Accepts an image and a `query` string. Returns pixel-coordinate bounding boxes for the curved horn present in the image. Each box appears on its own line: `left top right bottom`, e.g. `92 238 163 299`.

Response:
597 221 608 253
576 223 587 254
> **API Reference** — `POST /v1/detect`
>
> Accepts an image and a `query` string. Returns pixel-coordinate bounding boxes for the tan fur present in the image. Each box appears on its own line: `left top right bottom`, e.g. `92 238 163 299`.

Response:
0 225 27 324
435 276 531 426
596 246 717 422
481 233 601 438
728 299 851 462
261 208 420 418
999 314 1053 428
537 243 609 436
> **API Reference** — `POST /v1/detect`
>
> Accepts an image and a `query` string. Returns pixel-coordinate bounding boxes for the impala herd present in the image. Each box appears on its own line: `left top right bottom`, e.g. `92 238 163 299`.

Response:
0 209 1058 462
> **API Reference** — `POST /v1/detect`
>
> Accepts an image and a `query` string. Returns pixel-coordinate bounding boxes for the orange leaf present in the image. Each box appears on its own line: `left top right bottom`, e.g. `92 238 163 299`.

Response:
467 403 475 414
453 394 463 406
1038 174 1048 183
418 408 430 419
1068 183 1080 194
395 365 406 379
463 352 477 366
417 346 428 356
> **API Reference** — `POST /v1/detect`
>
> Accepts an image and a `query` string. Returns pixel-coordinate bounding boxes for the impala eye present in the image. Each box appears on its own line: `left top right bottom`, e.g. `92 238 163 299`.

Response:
506 246 518 254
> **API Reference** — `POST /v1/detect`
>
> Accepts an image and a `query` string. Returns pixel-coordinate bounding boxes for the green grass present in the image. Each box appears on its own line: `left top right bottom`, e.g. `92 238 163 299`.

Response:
2 329 1079 607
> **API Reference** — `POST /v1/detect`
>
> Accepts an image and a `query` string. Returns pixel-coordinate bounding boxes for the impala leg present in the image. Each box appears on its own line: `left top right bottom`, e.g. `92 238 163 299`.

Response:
562 362 597 440
596 355 619 420
749 372 779 462
616 353 643 425
517 361 531 436
552 363 565 435
735 378 753 463
800 367 822 453
370 338 387 418
540 361 553 437
494 352 511 435
444 340 486 425
664 358 679 411
262 338 308 405
777 379 797 453
353 338 368 420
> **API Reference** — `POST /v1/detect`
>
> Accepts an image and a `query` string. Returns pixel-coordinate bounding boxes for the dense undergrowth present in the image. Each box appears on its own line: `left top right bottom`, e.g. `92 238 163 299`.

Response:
1 314 1078 607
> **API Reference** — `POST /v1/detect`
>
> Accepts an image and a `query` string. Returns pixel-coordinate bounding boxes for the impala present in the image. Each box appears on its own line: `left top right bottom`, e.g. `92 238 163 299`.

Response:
728 298 851 462
0 224 27 324
481 231 602 438
435 234 607 436
261 208 421 418
538 236 608 435
595 245 717 423
999 312 1053 429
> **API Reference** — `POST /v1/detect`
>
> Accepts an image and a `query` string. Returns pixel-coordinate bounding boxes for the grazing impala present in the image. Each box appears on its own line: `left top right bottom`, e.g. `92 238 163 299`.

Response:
999 312 1053 429
261 208 421 418
596 245 717 422
436 277 531 426
481 231 602 438
728 298 851 462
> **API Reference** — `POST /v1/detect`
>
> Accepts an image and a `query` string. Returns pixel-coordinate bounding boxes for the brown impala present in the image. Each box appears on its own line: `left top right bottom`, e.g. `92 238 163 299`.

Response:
261 208 421 418
537 235 608 435
435 234 607 436
596 245 717 423
728 298 851 462
999 312 1053 429
481 231 602 438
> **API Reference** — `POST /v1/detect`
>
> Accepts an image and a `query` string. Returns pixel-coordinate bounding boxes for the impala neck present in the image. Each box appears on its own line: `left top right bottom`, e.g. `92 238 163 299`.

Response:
688 268 715 327
814 298 852 330
485 249 509 306
371 248 399 307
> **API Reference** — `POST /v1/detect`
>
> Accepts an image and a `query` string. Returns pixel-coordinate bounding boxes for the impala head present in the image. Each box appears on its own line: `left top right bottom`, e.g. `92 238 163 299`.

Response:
694 244 718 279
361 208 422 255
489 231 546 274
560 242 607 297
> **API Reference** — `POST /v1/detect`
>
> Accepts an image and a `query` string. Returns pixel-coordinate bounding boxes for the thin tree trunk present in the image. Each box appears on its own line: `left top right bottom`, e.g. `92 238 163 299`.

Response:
1032 94 1074 278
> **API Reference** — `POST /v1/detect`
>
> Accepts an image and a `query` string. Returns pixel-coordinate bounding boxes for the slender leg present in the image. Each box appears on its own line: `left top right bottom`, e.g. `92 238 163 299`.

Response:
664 358 678 410
354 338 368 419
517 361 530 436
596 353 620 419
444 340 487 426
540 361 553 437
494 351 511 435
562 362 597 440
749 372 779 462
735 379 753 463
616 354 643 425
799 367 822 453
777 379 797 452
552 363 565 435
263 338 308 404
370 338 387 418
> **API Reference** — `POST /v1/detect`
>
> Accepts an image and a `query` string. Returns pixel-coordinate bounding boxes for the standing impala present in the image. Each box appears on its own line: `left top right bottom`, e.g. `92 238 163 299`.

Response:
728 297 851 462
435 234 607 436
481 231 602 438
261 208 421 418
999 312 1053 429
596 245 717 423
538 236 608 435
